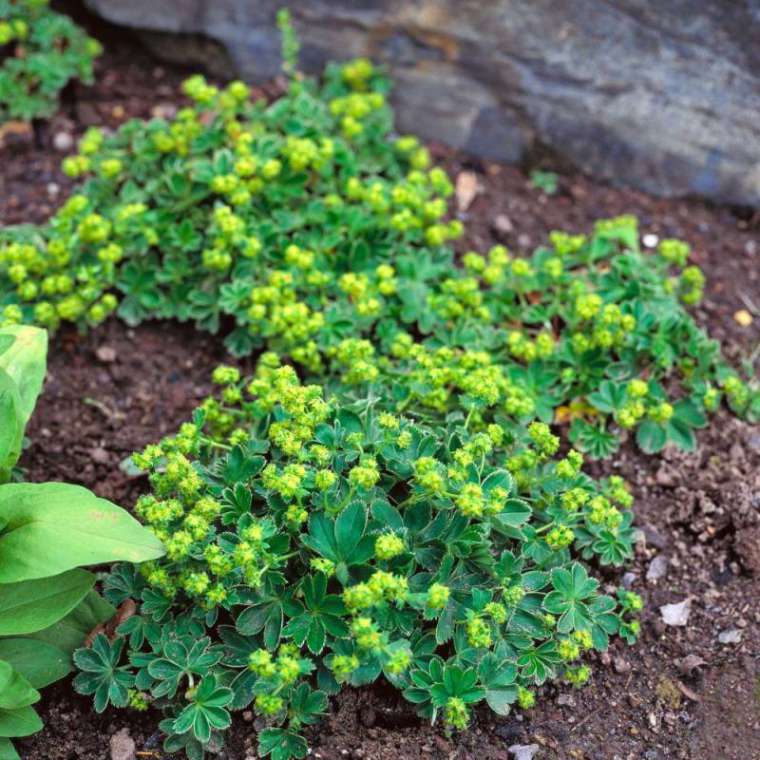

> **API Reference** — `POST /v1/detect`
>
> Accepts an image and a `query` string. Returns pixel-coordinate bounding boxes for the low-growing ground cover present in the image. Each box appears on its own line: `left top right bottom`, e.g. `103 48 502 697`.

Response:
0 0 100 124
0 11 758 760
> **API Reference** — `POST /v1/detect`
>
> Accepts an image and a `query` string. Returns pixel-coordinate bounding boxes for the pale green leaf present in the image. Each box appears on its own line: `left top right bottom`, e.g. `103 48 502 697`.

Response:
29 589 115 655
0 326 47 426
0 483 165 583
0 639 71 689
0 569 94 636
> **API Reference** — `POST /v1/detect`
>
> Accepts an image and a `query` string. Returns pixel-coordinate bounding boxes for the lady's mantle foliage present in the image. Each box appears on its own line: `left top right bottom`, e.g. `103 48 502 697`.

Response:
0 15 756 457
3 9 747 760
88 363 642 759
0 0 101 123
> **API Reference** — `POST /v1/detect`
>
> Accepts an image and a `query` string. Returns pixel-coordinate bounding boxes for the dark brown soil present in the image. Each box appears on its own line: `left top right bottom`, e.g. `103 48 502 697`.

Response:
4 29 759 760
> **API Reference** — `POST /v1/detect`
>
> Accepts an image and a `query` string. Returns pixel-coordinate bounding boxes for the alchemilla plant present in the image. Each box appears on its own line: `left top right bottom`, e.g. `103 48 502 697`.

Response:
0 0 101 123
0 9 752 759
87 363 642 760
0 14 756 459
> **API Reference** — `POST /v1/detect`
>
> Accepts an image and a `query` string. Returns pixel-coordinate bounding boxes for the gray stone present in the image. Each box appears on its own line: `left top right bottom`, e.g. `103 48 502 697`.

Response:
646 554 669 582
509 745 540 760
660 598 691 627
718 628 742 644
52 131 73 152
110 728 136 760
82 0 760 206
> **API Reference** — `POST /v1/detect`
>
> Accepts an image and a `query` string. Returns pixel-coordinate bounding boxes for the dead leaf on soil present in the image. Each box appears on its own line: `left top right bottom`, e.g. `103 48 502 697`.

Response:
84 599 137 646
655 676 683 708
677 654 707 675
675 679 701 702
0 120 32 148
554 401 598 425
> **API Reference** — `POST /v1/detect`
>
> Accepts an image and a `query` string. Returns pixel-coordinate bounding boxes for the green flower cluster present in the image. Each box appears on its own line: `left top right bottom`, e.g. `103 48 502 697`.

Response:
0 0 101 123
1 71 756 452
93 363 640 759
24 15 750 760
0 43 458 363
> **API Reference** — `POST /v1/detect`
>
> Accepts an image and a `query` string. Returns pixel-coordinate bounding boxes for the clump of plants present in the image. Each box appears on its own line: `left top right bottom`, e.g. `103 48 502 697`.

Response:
0 324 164 759
0 10 743 760
83 362 642 760
0 0 101 123
0 14 756 460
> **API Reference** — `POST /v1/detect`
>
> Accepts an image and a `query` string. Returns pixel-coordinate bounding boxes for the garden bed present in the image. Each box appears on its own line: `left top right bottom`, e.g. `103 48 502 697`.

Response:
3 32 759 760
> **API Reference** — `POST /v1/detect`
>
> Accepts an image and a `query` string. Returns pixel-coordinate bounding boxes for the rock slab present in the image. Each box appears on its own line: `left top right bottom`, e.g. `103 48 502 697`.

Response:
83 0 760 205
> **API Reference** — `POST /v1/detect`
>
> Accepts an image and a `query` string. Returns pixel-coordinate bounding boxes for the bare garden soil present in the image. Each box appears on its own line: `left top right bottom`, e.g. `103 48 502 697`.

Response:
2 27 759 760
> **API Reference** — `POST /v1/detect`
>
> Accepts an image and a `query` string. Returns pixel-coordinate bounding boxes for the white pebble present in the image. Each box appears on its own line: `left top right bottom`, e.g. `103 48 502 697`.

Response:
718 628 742 644
53 131 74 152
647 554 668 582
509 745 539 760
660 598 691 626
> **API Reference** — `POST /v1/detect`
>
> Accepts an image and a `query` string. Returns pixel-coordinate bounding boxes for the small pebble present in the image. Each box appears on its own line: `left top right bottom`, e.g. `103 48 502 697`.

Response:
152 102 178 120
96 346 117 363
493 213 514 234
643 233 659 248
734 309 753 327
508 744 539 760
718 628 742 644
647 554 668 582
90 447 110 465
660 598 691 627
109 728 136 760
53 131 74 152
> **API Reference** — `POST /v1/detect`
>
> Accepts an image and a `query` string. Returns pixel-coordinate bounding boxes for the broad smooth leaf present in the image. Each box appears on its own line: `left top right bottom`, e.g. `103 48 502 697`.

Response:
0 326 47 426
302 513 338 562
29 589 115 655
0 372 22 482
0 737 20 759
0 705 42 738
0 639 71 688
0 661 38 711
0 569 94 636
495 498 531 528
0 483 165 583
